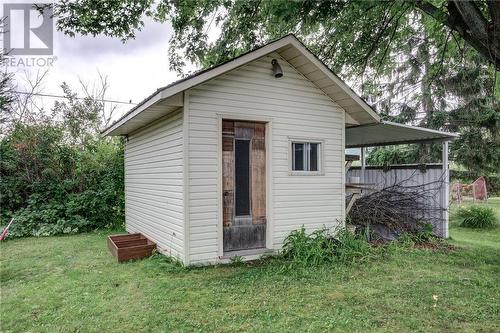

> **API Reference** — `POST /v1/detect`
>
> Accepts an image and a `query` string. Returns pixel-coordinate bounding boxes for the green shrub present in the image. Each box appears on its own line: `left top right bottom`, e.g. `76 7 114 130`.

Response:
281 226 371 267
0 123 124 238
455 206 498 229
405 222 435 244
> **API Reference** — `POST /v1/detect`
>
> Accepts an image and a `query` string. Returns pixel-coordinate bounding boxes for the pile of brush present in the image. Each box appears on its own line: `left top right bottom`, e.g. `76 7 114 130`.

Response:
348 176 445 241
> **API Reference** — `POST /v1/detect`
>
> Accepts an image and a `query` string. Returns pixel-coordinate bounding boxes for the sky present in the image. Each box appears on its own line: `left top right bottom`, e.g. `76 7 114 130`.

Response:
3 2 194 122
2 2 358 153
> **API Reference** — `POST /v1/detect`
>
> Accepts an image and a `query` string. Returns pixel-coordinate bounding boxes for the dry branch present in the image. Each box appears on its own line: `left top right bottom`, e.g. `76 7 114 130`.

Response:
348 171 446 237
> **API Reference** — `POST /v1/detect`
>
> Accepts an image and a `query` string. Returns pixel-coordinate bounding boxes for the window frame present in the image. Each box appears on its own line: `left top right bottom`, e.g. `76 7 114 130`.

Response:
288 137 324 175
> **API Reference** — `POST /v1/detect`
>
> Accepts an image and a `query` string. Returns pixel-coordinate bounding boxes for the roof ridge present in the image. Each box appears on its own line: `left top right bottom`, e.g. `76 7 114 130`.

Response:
101 34 299 134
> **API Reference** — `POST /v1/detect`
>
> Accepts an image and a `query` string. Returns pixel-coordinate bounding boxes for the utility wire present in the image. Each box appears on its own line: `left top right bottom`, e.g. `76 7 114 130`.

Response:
13 91 137 105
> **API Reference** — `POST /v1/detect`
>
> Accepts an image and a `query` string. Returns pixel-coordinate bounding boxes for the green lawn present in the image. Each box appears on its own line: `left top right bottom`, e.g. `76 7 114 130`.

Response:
450 197 500 250
1 200 499 332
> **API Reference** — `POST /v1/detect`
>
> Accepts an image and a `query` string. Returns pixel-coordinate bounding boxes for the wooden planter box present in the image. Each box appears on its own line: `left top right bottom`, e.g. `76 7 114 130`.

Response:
107 233 156 262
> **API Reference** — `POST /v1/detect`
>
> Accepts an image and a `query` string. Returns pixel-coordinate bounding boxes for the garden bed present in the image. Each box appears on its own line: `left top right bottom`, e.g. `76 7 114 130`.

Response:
107 233 156 262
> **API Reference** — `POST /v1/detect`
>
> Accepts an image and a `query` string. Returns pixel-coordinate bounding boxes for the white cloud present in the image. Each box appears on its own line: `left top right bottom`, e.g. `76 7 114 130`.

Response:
7 16 194 121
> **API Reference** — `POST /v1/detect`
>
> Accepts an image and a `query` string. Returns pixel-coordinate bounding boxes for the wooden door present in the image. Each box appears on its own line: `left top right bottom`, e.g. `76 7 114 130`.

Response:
222 120 266 252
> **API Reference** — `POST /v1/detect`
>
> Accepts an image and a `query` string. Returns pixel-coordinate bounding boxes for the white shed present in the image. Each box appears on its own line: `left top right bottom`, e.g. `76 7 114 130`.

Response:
103 35 456 265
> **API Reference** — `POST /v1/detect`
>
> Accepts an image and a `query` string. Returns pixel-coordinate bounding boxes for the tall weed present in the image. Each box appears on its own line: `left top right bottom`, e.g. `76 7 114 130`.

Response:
281 226 371 267
455 206 498 229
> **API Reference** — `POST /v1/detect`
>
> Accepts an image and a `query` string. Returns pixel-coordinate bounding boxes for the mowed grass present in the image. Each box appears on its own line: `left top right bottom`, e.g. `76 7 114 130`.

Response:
450 197 500 250
1 200 499 332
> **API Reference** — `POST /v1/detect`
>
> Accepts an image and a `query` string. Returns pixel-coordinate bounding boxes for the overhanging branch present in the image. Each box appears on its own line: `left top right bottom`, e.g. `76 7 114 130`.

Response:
415 0 500 69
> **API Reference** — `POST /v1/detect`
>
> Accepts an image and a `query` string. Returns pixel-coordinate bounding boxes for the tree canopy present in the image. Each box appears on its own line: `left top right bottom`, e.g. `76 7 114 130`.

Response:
52 1 500 71
0 79 125 237
49 0 499 174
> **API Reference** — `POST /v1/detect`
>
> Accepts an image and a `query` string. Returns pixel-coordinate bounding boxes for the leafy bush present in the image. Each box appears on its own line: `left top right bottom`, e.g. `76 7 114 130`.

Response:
366 145 422 166
281 226 371 267
0 123 124 238
455 206 498 229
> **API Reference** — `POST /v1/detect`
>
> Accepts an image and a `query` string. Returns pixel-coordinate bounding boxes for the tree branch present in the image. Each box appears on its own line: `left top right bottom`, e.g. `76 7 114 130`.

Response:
415 0 500 69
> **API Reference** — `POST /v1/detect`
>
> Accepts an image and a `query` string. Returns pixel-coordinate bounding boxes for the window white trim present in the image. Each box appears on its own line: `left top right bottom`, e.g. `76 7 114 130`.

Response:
288 137 324 176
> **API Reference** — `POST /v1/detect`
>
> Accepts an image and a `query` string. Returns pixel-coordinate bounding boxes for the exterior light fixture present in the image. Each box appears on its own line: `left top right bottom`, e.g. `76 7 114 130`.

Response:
271 59 283 78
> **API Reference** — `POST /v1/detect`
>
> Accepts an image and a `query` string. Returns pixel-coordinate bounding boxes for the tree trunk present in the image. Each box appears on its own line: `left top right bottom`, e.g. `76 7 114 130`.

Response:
416 0 500 69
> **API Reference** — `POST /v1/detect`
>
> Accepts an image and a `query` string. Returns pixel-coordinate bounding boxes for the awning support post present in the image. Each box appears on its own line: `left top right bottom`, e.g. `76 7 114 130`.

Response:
360 147 366 183
442 141 449 238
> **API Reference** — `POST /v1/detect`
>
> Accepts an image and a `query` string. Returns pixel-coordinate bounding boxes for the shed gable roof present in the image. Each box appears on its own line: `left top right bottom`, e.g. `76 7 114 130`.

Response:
103 34 380 136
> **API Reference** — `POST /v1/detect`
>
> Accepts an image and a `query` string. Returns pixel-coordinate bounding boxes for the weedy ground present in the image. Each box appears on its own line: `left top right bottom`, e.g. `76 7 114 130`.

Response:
1 198 499 332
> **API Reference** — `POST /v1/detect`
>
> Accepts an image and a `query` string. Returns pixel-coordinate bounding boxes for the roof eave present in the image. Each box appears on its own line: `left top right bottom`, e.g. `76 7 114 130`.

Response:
102 34 381 136
101 35 299 136
286 38 380 124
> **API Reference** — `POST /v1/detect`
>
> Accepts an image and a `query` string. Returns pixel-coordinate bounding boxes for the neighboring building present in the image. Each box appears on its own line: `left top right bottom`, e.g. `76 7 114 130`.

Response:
103 35 456 265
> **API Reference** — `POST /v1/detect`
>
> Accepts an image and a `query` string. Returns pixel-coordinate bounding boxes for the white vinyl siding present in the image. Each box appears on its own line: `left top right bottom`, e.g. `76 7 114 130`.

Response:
124 109 185 259
187 53 345 265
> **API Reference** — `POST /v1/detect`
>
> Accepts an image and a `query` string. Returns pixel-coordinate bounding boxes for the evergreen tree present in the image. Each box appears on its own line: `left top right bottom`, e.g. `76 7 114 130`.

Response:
50 0 499 173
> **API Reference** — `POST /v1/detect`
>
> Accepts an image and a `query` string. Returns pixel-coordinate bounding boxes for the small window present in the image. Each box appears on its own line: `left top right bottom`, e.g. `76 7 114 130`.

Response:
291 141 321 172
235 139 251 216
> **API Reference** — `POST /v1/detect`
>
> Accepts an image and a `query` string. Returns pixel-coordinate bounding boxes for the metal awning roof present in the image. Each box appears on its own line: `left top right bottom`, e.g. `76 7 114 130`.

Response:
346 121 458 148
